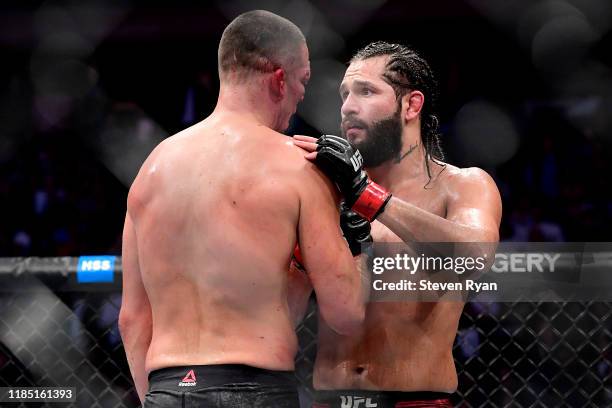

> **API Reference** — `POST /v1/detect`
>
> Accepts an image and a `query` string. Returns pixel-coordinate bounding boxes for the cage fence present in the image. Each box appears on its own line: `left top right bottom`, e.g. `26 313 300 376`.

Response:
0 258 610 407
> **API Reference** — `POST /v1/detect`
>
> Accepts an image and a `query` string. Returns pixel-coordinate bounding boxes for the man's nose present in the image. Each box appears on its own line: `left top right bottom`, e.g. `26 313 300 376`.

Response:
341 93 359 117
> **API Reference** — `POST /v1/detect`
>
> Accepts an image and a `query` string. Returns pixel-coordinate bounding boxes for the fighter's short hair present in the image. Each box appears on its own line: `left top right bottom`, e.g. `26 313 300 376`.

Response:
218 10 306 81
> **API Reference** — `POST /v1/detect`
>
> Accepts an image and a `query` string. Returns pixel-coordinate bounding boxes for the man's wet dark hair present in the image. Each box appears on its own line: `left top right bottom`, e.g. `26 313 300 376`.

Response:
218 10 306 81
351 41 445 181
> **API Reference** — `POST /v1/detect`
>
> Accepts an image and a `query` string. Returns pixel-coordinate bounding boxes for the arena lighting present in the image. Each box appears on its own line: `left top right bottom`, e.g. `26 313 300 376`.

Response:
2 0 612 406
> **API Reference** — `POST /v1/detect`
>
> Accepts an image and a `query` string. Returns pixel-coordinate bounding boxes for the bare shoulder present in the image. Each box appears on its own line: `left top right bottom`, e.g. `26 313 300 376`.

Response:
131 136 173 182
259 129 306 159
440 164 502 229
135 122 205 172
127 139 163 209
129 121 213 193
260 131 320 173
440 164 499 194
267 133 339 200
127 133 182 209
245 130 339 207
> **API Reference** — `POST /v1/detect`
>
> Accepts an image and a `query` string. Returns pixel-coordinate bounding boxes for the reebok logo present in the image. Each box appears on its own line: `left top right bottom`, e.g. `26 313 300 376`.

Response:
178 369 197 387
350 150 363 171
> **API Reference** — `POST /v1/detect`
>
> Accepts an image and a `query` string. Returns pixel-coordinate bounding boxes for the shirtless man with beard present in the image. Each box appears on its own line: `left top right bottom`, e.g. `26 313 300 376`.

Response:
294 41 502 407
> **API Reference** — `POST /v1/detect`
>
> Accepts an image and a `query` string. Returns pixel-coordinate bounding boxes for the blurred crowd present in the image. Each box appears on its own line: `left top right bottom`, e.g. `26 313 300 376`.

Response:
1 0 611 257
1 71 610 257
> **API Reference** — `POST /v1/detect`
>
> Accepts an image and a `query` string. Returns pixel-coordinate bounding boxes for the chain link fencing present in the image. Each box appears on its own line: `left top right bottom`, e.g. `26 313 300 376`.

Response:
0 258 610 407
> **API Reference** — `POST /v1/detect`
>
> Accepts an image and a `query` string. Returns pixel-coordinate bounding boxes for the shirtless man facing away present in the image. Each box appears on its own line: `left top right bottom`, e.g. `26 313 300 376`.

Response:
294 42 502 407
119 11 365 408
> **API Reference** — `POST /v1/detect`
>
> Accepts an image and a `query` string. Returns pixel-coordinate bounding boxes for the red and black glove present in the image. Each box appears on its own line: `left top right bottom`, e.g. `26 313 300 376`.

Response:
315 135 391 221
292 245 305 272
340 202 373 256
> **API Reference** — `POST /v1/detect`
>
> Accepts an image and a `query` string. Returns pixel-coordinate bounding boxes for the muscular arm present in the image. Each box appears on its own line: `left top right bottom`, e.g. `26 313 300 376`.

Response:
118 212 152 403
298 165 366 335
378 168 502 243
287 254 370 328
287 259 312 328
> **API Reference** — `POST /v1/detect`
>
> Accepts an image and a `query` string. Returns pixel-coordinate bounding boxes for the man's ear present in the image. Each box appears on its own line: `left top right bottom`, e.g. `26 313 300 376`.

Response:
402 90 424 122
270 68 286 101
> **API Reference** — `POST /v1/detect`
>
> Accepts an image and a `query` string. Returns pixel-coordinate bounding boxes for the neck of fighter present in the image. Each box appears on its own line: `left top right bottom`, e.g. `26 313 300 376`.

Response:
215 80 281 130
365 128 427 190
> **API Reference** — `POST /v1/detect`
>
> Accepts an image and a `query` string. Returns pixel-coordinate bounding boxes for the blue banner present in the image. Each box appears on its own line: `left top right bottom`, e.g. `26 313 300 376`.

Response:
76 256 116 283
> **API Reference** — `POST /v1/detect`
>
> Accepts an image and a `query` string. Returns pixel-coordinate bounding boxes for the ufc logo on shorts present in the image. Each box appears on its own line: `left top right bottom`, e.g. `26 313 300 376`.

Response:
350 151 363 171
340 395 378 408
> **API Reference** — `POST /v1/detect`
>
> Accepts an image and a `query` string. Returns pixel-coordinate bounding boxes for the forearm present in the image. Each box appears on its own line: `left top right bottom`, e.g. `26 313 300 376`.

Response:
120 320 152 403
287 261 313 327
378 197 497 243
356 253 371 304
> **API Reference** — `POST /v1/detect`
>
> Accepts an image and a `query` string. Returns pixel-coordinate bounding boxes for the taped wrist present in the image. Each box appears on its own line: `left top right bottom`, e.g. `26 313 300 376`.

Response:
351 181 392 222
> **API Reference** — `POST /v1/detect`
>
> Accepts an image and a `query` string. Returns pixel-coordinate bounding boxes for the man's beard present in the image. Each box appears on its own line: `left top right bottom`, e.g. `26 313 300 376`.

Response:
341 105 403 168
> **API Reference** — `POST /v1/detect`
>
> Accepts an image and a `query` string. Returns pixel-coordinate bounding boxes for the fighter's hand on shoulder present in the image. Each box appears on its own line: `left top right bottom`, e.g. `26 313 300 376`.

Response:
293 134 391 221
340 202 373 256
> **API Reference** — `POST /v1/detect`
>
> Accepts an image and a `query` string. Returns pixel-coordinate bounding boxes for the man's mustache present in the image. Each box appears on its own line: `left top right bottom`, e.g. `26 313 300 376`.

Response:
341 116 368 132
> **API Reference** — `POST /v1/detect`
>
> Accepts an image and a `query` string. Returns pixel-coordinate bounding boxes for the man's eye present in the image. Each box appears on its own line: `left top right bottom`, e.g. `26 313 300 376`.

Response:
361 88 372 96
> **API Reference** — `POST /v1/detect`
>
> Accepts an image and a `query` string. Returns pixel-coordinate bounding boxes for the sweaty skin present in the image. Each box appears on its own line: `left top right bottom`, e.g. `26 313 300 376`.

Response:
120 112 364 401
315 164 499 392
295 54 501 392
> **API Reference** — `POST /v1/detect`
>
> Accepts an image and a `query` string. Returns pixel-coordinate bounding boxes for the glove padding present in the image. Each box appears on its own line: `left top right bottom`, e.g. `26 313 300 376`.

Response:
340 202 373 256
316 135 392 221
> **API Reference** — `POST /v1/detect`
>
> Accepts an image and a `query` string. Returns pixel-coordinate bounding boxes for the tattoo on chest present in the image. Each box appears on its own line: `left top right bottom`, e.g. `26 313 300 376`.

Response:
394 143 419 163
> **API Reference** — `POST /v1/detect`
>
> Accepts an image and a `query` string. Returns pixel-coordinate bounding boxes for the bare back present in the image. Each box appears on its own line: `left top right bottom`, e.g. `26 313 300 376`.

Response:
128 113 313 373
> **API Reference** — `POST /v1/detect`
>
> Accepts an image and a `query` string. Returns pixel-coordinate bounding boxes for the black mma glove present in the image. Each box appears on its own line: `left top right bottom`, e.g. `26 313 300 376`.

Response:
315 134 392 221
340 202 373 256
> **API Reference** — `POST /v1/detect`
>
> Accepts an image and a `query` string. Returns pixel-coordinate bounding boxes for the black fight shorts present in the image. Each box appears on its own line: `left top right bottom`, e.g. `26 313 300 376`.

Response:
313 390 453 408
144 364 300 408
